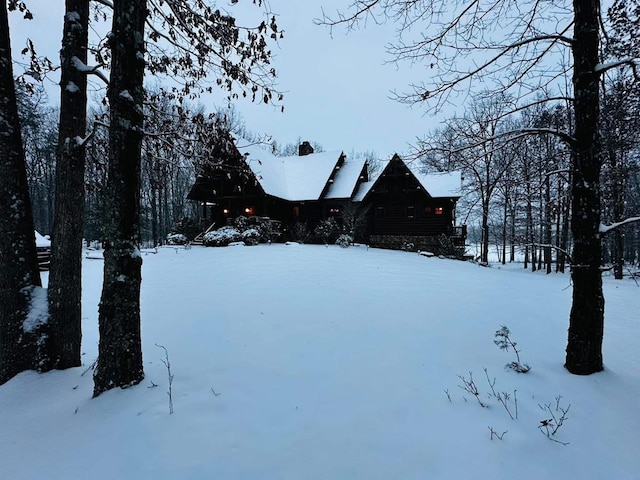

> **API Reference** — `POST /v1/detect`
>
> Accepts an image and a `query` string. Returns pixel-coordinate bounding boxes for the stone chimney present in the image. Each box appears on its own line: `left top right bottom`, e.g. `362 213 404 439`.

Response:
298 141 314 156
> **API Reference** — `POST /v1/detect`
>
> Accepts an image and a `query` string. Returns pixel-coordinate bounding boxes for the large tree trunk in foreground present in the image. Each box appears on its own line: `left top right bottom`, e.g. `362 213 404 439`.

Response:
0 4 44 384
93 0 147 396
46 0 89 370
565 0 604 375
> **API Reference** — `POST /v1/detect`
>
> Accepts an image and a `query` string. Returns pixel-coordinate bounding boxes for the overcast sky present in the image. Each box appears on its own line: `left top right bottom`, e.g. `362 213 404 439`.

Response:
8 1 448 158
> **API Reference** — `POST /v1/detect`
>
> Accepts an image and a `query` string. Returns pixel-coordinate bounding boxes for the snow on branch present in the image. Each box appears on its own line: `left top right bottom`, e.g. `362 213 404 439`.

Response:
416 127 576 160
599 216 640 235
92 0 113 8
595 58 640 74
71 56 109 85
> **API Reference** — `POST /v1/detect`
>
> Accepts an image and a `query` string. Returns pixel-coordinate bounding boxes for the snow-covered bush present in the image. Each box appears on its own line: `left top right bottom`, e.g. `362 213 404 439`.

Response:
203 226 242 247
242 228 260 246
291 222 311 243
314 218 338 244
169 217 201 241
233 216 251 232
437 233 465 259
335 234 353 248
402 241 415 252
166 233 188 245
258 219 281 243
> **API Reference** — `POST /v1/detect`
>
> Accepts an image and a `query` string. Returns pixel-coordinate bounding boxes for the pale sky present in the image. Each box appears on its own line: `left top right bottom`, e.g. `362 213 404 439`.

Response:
8 1 447 158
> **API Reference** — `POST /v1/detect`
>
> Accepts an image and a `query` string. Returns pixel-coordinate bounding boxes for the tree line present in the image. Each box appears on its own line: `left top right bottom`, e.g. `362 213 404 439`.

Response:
419 78 640 278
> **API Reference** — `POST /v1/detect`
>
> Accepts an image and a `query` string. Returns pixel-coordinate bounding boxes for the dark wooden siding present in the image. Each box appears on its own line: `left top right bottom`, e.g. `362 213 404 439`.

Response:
363 156 457 237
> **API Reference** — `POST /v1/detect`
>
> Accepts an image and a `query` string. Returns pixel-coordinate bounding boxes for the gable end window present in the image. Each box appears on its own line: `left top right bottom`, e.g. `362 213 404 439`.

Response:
407 206 415 219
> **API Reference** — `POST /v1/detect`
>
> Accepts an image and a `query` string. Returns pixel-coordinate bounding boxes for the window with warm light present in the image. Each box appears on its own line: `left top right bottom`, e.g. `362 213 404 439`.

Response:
435 207 444 215
244 206 255 215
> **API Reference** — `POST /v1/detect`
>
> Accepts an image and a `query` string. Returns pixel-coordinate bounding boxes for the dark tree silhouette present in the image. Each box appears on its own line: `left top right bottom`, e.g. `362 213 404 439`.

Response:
0 2 44 384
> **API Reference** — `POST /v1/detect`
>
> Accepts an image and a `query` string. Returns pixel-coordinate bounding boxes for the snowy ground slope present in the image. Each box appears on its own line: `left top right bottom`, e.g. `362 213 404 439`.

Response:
1 245 639 479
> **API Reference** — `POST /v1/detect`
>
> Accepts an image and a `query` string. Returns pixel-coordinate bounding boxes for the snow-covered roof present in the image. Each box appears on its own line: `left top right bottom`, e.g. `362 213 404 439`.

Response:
324 156 367 199
237 143 344 202
352 179 376 202
407 166 462 198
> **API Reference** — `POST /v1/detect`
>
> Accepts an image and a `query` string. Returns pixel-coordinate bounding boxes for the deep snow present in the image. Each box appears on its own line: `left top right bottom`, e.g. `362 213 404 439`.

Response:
1 244 639 479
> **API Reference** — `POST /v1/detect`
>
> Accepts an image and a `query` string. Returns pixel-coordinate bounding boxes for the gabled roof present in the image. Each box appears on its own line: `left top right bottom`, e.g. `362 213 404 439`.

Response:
237 142 345 202
358 154 462 201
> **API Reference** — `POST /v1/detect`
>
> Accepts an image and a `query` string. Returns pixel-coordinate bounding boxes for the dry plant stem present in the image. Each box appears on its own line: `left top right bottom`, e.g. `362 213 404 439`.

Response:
488 426 507 440
483 368 517 419
156 343 174 414
457 371 486 407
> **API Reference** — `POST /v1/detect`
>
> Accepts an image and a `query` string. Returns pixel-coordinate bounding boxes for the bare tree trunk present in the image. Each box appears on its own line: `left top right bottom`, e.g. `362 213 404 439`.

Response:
93 0 147 396
163 182 170 241
510 201 516 263
555 180 563 273
544 174 552 274
565 0 604 375
610 149 625 280
46 0 89 370
481 200 490 263
501 194 507 265
527 195 536 271
0 4 43 384
151 185 158 246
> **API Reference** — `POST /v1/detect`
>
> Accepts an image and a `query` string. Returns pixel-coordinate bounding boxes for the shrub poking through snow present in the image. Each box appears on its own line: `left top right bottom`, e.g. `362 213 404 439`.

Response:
335 234 353 248
166 233 188 245
494 325 530 373
538 396 571 445
203 226 242 247
242 228 260 246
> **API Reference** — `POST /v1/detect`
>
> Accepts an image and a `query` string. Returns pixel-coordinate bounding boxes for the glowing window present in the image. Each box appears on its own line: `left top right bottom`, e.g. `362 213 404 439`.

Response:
435 207 444 215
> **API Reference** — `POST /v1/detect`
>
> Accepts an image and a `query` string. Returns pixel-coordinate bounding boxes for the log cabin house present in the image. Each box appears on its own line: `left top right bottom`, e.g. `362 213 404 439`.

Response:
187 139 466 252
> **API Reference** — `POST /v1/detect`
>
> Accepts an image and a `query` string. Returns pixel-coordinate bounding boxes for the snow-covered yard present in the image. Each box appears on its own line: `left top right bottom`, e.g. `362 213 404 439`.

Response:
1 244 638 479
